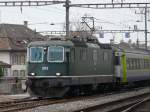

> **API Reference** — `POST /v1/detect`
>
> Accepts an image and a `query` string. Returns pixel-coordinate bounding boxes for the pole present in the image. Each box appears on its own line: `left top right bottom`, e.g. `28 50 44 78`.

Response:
145 7 148 49
66 0 69 38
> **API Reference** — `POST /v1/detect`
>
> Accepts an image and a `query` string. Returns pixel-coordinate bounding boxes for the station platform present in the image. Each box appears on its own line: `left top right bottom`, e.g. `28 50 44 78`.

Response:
0 93 30 102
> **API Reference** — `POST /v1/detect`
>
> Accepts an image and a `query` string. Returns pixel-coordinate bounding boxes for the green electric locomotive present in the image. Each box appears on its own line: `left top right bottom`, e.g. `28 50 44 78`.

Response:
26 38 150 98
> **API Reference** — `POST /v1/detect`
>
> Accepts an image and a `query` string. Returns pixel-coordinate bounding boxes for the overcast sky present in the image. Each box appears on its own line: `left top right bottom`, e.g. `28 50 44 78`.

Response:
0 0 149 44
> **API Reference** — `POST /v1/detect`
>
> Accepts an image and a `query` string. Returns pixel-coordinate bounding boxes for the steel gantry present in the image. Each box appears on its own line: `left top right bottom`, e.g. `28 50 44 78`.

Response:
38 29 145 35
0 1 66 6
69 2 150 9
0 0 70 37
68 2 150 49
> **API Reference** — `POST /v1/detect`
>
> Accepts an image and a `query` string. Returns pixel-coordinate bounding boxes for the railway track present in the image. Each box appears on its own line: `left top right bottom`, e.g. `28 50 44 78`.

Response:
0 98 66 112
1 86 150 112
73 91 150 112
122 97 150 112
0 93 119 112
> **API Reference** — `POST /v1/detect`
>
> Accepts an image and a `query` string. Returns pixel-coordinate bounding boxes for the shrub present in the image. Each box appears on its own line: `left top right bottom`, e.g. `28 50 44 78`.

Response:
0 67 4 77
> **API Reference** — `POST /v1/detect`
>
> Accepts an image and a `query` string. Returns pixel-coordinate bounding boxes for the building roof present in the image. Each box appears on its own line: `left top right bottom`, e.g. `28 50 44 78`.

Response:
0 61 11 68
0 23 44 51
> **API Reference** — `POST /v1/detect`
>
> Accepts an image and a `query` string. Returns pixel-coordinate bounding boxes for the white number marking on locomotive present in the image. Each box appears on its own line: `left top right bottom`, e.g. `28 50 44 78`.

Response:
42 66 48 70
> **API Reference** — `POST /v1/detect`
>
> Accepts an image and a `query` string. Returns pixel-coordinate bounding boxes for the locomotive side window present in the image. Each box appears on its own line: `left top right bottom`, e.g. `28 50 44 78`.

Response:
30 47 43 62
71 48 75 63
48 46 64 62
131 58 134 69
81 48 87 61
93 50 97 64
103 51 108 61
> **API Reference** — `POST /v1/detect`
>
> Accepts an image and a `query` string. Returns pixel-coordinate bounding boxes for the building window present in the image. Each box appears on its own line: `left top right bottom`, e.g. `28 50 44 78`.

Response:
20 70 26 77
12 55 18 65
3 68 8 76
21 55 26 65
18 55 21 65
13 70 18 76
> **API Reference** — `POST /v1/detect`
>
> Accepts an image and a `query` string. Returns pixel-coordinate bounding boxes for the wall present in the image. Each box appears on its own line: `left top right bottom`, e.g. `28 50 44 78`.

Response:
0 52 11 76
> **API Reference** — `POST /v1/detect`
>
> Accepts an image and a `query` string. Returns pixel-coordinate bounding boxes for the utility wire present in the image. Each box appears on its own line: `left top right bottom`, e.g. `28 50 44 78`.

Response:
30 7 65 15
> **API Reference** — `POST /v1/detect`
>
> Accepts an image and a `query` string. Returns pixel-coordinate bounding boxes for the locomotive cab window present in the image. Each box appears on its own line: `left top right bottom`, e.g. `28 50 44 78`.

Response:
30 47 43 62
48 46 64 62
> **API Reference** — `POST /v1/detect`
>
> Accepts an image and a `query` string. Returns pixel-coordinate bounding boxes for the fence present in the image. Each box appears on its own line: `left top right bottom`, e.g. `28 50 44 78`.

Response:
0 77 27 94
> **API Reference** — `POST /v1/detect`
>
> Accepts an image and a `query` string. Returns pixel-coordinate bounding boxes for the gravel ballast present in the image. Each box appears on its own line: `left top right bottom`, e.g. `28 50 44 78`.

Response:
20 87 150 112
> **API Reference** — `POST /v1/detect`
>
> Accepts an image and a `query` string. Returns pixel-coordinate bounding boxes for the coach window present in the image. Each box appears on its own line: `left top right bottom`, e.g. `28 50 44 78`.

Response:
146 59 148 69
141 59 144 69
144 59 146 69
129 58 132 70
134 59 137 69
137 59 140 69
48 46 64 62
132 58 135 70
30 47 43 62
138 59 141 69
145 59 148 69
127 58 130 69
137 59 139 69
148 59 150 68
132 59 134 69
147 59 149 68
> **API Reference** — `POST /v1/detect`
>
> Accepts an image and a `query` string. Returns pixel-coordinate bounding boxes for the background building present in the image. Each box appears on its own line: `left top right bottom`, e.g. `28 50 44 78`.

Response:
0 22 44 77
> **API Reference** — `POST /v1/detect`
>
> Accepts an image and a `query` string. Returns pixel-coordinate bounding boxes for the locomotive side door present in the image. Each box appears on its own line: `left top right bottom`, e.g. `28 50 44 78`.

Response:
121 52 127 83
65 48 70 76
114 51 121 80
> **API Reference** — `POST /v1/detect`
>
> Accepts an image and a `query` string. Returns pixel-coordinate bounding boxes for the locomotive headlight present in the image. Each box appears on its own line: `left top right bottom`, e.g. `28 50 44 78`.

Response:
30 73 35 76
56 73 61 76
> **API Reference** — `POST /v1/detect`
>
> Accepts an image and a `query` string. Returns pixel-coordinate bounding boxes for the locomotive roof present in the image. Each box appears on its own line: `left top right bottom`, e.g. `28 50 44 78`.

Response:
28 40 102 48
28 40 74 47
28 40 150 54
